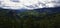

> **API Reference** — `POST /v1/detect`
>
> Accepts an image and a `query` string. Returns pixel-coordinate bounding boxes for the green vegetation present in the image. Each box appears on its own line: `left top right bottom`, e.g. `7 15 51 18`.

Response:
0 10 60 28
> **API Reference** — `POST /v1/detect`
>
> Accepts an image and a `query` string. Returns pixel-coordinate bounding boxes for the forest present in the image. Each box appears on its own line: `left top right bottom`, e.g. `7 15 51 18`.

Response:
0 9 60 28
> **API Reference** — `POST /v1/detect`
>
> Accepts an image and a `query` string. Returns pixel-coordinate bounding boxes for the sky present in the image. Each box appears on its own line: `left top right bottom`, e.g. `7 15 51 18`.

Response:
10 0 20 2
0 0 60 10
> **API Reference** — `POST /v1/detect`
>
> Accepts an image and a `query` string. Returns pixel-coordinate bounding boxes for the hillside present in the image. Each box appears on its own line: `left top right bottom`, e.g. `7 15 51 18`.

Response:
0 9 60 28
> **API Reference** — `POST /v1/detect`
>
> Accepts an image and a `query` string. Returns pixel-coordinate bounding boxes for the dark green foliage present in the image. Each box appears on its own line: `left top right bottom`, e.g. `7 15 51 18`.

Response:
0 10 60 28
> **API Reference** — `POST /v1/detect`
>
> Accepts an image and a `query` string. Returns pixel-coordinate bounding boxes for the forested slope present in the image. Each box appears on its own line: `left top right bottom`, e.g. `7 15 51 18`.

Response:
0 9 60 28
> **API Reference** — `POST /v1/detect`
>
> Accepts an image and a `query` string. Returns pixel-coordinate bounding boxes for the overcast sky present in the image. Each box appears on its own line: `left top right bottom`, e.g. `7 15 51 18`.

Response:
0 0 60 10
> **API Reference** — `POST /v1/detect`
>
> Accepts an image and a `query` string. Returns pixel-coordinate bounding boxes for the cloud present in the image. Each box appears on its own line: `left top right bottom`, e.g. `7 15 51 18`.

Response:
0 0 60 10
10 0 20 2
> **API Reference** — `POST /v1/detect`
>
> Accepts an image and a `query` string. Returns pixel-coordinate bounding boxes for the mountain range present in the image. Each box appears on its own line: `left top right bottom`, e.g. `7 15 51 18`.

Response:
0 7 60 14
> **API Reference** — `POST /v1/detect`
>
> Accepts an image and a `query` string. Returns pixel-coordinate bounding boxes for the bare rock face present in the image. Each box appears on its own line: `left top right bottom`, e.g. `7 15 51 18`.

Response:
0 0 60 10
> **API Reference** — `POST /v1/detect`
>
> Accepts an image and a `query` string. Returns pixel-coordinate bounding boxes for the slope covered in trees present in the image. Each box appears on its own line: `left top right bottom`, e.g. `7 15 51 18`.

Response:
0 9 60 28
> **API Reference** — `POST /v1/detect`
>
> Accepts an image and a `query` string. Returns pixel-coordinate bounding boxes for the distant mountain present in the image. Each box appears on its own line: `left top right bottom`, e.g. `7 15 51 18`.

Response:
34 7 60 14
0 7 60 14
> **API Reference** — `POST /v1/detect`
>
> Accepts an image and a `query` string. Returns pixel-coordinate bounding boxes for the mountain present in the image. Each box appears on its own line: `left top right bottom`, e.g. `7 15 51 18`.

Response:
34 7 60 14
0 7 60 14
